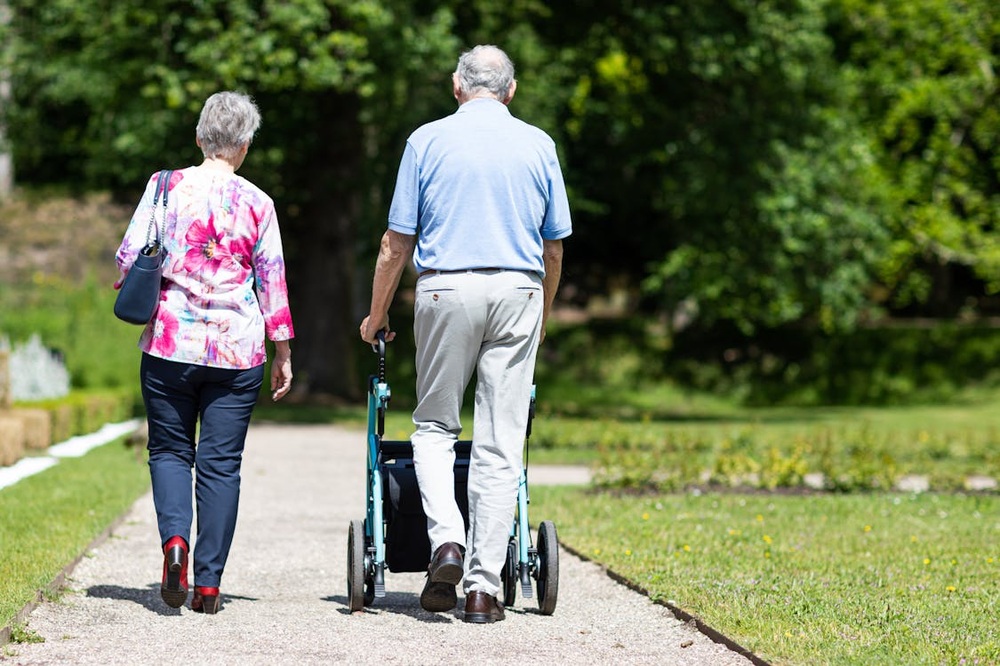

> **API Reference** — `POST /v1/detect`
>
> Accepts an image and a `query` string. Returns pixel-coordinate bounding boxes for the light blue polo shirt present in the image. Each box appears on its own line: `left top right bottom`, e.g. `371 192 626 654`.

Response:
387 98 572 276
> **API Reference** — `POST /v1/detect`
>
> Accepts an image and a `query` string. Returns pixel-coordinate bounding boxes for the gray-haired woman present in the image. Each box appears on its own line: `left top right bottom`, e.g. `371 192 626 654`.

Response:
115 91 295 614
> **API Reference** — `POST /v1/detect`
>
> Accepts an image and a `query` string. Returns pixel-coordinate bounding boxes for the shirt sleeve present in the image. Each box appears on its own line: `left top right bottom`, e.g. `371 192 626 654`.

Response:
114 173 161 287
252 202 295 341
387 141 420 235
541 147 573 241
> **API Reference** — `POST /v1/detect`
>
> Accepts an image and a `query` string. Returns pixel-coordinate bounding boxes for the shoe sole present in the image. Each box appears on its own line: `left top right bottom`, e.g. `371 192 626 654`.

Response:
463 612 494 624
420 553 463 612
420 581 458 612
463 610 504 624
429 559 463 586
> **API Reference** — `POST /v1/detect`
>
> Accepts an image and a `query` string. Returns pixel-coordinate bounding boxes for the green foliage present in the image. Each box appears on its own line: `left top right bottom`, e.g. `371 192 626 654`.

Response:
669 322 1000 406
536 0 891 333
23 390 137 445
580 419 999 494
828 0 1000 311
0 0 458 190
8 623 43 644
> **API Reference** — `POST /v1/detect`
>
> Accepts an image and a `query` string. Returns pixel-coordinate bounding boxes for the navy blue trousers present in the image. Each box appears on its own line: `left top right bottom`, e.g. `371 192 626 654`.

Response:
140 353 264 588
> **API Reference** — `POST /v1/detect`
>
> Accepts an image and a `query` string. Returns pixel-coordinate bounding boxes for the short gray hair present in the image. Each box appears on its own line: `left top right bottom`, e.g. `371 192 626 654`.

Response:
455 45 515 100
196 91 261 163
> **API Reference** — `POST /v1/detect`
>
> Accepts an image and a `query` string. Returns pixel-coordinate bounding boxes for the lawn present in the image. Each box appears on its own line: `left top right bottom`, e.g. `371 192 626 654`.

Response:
0 440 149 633
530 487 999 666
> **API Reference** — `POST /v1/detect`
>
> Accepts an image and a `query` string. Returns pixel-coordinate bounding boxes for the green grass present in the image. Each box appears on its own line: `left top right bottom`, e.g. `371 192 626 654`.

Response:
0 441 150 628
530 487 1000 666
523 383 1000 489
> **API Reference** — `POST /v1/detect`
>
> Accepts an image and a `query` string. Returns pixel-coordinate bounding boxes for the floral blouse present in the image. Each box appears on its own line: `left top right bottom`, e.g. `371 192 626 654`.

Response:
115 167 294 370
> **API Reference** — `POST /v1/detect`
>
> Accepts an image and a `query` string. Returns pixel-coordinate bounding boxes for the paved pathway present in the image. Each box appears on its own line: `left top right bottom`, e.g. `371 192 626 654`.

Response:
7 423 758 665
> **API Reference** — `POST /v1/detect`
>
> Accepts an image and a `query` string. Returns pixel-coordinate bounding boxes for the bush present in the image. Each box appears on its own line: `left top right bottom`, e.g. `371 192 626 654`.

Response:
667 321 1000 406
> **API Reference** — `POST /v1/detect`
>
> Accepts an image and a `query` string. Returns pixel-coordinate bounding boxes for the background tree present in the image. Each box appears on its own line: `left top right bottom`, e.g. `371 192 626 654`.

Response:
2 0 998 403
828 0 1000 317
536 0 889 335
1 0 459 398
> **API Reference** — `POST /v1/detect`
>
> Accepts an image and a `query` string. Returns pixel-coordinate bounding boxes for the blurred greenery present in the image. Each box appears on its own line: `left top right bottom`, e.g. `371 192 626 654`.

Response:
0 278 142 391
1 0 996 399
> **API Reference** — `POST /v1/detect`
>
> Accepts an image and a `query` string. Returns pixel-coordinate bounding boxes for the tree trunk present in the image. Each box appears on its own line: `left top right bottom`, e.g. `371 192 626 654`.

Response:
279 92 364 401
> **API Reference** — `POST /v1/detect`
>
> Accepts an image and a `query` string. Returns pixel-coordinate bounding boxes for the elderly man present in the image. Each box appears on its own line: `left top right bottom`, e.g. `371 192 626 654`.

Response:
360 44 572 623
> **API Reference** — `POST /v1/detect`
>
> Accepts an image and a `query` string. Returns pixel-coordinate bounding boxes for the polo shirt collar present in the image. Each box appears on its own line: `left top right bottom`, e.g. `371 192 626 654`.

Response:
455 97 510 116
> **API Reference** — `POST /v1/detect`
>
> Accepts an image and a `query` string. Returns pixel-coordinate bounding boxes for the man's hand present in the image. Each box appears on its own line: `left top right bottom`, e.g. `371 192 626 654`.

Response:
360 316 395 345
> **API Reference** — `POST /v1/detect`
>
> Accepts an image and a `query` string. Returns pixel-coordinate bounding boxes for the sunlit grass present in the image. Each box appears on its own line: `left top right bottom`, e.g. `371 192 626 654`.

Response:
526 385 1000 488
0 441 149 628
531 487 1000 666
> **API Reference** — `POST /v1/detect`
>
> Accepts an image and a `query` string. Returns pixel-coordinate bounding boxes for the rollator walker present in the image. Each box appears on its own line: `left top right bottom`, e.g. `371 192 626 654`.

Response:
347 332 559 614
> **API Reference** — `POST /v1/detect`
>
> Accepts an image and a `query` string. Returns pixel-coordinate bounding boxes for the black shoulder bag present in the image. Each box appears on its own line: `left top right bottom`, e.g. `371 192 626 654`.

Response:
114 170 172 325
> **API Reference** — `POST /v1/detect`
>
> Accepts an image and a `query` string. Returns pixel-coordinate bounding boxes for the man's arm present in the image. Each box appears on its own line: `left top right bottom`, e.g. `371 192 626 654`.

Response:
360 229 417 344
540 238 564 343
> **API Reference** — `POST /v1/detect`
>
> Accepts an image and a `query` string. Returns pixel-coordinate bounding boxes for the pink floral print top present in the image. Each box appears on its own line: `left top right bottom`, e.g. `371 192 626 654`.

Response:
115 168 294 370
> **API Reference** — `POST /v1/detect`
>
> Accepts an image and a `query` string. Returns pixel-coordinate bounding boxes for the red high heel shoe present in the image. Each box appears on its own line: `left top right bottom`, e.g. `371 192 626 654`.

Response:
191 586 220 614
160 536 189 608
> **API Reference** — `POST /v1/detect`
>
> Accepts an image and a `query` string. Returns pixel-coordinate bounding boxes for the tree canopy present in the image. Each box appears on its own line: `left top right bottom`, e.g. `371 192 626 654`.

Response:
1 0 997 397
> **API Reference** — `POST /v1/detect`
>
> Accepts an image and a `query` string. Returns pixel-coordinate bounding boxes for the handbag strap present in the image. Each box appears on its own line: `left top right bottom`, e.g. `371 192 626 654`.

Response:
144 170 172 248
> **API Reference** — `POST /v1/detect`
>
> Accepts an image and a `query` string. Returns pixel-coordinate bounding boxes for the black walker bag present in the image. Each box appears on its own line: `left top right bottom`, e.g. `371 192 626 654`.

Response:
380 440 472 573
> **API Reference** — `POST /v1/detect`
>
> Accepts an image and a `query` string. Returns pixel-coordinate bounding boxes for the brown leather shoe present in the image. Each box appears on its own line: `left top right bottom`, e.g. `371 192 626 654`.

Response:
463 590 505 624
420 542 464 612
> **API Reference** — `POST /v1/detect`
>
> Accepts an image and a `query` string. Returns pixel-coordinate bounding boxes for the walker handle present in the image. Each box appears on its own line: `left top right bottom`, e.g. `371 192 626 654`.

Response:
373 329 387 383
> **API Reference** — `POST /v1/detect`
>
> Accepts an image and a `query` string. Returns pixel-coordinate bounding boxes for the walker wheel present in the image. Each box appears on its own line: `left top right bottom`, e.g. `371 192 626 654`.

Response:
501 538 517 608
535 520 559 615
347 519 367 612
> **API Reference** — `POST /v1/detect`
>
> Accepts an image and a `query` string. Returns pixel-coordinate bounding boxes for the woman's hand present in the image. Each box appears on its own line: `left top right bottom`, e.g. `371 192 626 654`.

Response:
270 340 293 401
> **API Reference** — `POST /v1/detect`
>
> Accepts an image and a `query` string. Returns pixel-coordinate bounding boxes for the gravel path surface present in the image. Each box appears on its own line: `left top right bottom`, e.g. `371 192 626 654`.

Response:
8 423 757 665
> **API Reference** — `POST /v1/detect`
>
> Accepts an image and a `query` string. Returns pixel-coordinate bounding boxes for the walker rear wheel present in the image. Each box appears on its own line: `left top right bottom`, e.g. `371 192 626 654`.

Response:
347 519 366 612
535 520 559 615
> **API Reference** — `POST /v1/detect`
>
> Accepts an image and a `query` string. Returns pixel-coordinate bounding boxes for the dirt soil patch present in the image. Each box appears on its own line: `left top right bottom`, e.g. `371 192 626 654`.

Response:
0 191 133 286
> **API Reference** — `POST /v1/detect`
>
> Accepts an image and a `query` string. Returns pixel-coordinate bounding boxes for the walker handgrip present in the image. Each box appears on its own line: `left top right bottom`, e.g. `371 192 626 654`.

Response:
374 329 387 382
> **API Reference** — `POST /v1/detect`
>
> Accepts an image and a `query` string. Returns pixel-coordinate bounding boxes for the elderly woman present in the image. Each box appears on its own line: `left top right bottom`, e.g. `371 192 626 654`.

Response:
115 91 294 614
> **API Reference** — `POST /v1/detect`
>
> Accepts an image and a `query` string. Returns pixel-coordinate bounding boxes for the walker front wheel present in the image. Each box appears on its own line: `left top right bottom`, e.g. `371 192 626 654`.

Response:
501 538 518 608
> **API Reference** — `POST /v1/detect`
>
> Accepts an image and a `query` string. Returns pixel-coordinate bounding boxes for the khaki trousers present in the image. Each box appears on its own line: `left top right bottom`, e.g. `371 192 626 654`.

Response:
410 269 543 596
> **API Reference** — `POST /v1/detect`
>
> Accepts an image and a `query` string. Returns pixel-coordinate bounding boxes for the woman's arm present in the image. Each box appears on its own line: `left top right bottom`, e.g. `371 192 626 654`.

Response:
270 339 292 401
